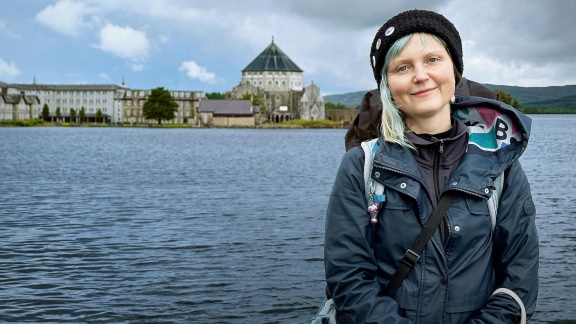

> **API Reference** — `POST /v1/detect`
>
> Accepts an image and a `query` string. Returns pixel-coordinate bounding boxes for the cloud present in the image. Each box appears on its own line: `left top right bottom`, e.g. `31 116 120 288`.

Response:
20 0 576 91
131 64 144 72
98 73 113 83
35 0 97 36
0 57 21 78
159 34 169 43
95 23 150 61
179 61 216 83
0 19 21 39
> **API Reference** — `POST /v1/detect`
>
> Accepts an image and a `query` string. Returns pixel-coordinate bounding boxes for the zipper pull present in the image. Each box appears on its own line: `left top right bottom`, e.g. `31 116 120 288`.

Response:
431 136 445 154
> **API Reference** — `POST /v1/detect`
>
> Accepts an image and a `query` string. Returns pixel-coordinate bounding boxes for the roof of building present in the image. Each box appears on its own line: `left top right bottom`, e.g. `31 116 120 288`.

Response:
9 83 126 91
199 99 255 116
1 93 40 104
243 38 303 72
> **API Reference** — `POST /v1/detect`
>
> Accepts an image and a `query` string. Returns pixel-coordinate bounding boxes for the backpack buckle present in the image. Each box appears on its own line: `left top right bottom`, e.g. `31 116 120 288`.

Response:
401 249 420 267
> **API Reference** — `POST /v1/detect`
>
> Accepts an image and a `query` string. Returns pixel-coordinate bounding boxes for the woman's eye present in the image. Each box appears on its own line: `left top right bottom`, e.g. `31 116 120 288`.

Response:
398 66 407 72
429 57 439 63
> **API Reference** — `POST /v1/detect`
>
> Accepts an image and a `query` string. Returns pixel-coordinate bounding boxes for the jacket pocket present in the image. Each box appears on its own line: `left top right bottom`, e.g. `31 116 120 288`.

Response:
465 196 490 215
461 196 492 235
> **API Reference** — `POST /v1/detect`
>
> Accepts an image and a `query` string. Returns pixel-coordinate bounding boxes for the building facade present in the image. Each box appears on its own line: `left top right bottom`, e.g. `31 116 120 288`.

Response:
299 82 325 121
198 99 260 127
8 83 125 123
0 82 41 121
227 38 325 122
1 80 205 125
119 88 204 125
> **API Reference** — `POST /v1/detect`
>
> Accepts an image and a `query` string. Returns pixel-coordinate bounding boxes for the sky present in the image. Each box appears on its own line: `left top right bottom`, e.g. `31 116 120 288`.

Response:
1 0 575 96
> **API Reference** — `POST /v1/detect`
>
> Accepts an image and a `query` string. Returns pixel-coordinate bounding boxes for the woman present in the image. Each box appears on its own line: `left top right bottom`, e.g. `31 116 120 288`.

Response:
324 9 538 323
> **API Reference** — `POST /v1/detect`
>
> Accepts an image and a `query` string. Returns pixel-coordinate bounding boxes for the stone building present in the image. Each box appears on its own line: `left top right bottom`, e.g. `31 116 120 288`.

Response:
198 99 260 127
1 79 205 125
119 88 204 125
228 38 325 122
7 82 126 123
325 108 359 127
0 82 41 121
299 82 324 120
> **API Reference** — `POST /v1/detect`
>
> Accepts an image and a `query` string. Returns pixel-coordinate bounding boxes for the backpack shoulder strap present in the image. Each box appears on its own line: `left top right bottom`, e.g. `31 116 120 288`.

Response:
360 138 385 224
487 172 505 234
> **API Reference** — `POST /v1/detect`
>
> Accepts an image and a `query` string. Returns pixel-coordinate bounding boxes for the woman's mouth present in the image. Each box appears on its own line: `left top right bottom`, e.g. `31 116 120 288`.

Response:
412 87 436 96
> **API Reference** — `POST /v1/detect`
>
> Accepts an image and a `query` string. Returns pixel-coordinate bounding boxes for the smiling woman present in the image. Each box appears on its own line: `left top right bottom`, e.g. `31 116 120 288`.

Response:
320 9 539 324
385 33 456 134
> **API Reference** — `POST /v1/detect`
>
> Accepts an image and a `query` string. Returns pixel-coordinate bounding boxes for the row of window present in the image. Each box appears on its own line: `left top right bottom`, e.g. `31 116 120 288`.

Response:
244 80 303 87
52 107 109 113
245 71 296 76
48 90 111 95
49 99 108 104
124 109 193 117
124 101 191 107
125 91 196 98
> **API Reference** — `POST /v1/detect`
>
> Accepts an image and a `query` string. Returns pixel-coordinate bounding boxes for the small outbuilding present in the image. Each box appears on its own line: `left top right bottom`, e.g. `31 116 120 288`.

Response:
198 99 260 127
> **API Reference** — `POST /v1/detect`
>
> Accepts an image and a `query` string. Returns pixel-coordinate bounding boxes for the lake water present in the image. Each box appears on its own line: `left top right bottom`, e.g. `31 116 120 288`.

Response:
0 115 574 323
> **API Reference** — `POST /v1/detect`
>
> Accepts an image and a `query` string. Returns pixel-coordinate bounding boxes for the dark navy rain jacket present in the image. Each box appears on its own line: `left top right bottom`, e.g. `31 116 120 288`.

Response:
324 96 539 323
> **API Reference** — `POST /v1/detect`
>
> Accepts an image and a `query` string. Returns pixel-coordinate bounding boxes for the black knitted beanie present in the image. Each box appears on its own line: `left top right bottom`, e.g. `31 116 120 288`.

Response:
370 9 463 87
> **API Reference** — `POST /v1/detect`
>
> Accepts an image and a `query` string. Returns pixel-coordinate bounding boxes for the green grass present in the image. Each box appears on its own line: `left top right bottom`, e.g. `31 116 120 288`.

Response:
0 119 45 127
275 119 342 128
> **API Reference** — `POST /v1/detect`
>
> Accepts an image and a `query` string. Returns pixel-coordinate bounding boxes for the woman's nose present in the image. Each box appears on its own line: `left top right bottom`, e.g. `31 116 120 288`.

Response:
413 66 429 83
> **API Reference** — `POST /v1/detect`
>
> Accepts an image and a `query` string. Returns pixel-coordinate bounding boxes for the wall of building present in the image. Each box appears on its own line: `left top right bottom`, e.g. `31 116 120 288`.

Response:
325 109 359 127
21 87 122 122
121 89 202 125
242 71 303 93
1 83 205 124
0 91 41 121
212 116 255 127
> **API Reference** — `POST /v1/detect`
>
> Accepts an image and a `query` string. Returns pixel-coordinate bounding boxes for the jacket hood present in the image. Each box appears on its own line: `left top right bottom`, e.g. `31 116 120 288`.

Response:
450 95 532 196
452 96 531 155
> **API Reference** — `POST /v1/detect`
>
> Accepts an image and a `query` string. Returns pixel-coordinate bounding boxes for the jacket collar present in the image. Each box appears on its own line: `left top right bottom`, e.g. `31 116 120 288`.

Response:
372 96 531 197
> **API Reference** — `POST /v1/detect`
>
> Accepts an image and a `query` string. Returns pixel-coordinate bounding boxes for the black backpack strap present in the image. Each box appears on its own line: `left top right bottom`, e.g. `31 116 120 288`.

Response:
382 191 456 297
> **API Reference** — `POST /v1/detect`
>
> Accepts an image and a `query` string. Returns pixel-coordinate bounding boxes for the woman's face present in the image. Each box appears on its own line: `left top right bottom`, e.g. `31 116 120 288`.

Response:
386 33 456 134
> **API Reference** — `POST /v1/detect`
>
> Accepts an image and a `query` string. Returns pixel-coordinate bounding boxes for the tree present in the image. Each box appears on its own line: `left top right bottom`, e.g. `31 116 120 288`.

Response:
325 102 350 110
142 87 179 124
521 107 540 114
42 104 50 121
55 106 61 122
96 109 102 123
206 92 225 99
240 93 265 114
70 108 76 123
494 89 520 109
79 106 86 124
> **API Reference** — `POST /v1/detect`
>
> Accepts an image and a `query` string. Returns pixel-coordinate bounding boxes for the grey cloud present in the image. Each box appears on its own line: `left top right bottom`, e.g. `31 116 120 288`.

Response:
276 1 453 29
457 0 576 64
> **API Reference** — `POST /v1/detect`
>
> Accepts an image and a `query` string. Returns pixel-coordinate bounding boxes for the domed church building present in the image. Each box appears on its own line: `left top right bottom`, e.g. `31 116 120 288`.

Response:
228 37 324 122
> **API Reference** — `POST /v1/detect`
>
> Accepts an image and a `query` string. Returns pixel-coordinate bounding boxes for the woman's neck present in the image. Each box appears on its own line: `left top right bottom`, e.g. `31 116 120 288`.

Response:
405 109 452 135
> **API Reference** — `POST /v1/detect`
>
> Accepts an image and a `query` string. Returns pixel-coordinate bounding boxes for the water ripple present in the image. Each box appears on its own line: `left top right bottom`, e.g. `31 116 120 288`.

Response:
0 120 574 323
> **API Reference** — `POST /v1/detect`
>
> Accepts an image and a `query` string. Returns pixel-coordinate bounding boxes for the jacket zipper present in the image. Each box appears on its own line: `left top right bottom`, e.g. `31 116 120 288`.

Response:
431 137 448 247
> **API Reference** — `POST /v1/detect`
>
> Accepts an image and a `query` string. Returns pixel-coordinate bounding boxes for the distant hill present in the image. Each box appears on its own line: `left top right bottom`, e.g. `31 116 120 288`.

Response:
484 84 576 110
325 84 576 111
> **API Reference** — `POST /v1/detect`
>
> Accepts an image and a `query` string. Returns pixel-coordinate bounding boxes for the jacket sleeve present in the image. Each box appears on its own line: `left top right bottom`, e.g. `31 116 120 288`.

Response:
324 148 412 324
471 160 539 323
